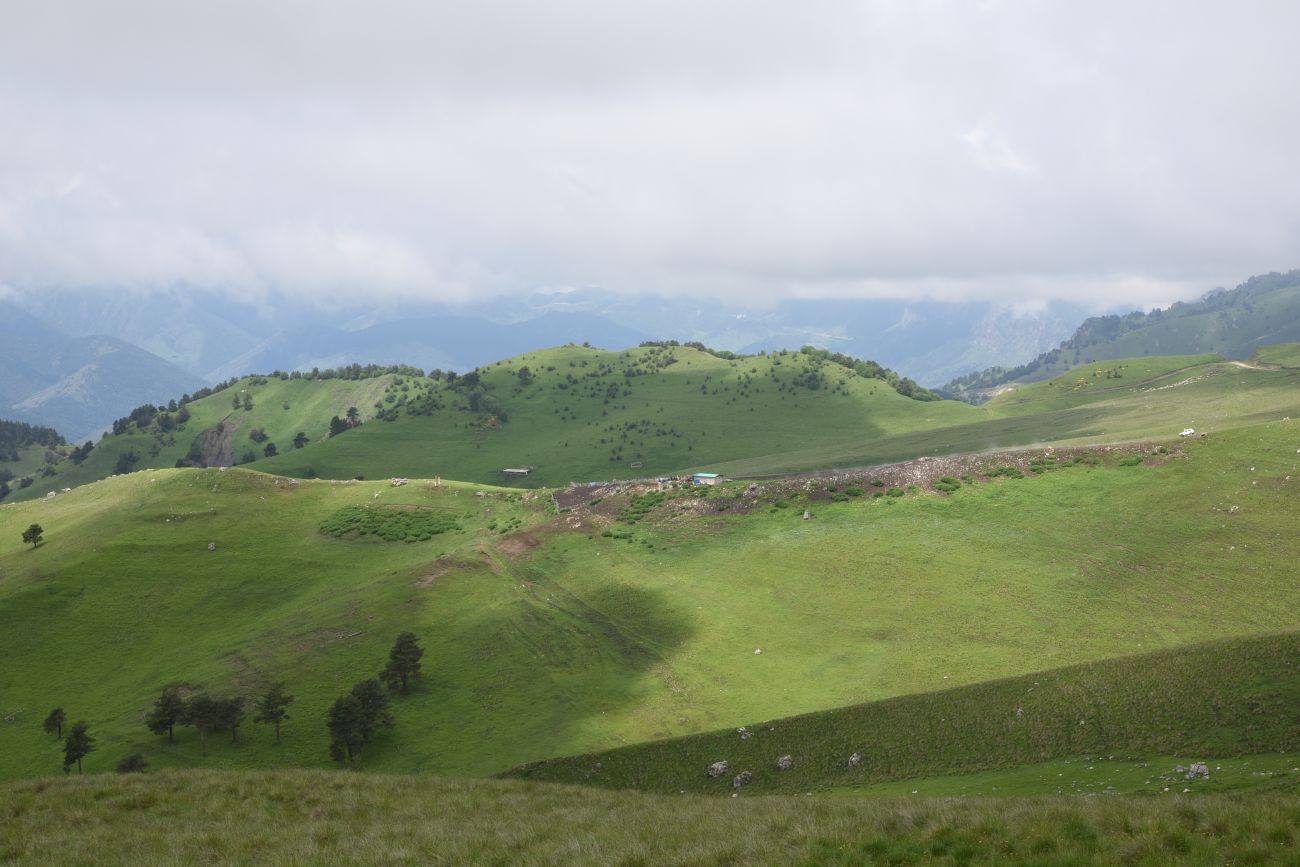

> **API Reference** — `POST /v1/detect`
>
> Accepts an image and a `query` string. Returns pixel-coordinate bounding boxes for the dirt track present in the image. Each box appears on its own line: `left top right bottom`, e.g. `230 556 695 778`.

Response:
553 440 1183 518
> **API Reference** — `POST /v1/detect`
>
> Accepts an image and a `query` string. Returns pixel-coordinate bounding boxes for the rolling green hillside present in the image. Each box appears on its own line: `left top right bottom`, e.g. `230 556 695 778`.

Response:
9 345 971 499
3 770 1297 866
250 343 963 486
2 420 1298 783
19 343 1300 501
506 631 1300 795
1255 341 1300 367
7 373 401 502
943 269 1300 399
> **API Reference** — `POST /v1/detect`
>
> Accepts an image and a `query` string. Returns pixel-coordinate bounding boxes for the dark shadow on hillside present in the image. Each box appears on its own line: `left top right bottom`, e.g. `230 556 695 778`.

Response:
424 564 695 775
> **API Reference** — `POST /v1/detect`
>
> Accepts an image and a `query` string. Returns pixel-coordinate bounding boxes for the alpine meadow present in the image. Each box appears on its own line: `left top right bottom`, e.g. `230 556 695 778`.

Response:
5 4 1300 862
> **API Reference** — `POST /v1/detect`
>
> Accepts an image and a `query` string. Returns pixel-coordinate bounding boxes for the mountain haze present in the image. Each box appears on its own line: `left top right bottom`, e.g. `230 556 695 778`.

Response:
943 269 1300 400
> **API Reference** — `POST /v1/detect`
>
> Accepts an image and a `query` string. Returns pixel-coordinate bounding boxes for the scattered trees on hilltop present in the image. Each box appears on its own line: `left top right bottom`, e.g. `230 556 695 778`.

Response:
0 420 65 459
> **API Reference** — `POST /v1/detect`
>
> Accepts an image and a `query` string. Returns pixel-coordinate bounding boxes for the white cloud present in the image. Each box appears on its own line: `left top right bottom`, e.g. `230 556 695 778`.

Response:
0 0 1297 308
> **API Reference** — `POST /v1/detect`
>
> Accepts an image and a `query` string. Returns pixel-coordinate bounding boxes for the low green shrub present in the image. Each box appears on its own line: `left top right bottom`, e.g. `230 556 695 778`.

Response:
319 505 459 541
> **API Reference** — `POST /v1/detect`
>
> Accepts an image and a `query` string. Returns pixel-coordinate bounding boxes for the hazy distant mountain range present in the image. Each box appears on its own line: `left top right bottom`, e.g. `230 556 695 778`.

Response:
22 275 1292 440
941 269 1300 400
0 301 204 441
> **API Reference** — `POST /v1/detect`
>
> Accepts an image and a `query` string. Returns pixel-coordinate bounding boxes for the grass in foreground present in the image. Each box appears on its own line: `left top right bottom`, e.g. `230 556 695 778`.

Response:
2 769 1299 866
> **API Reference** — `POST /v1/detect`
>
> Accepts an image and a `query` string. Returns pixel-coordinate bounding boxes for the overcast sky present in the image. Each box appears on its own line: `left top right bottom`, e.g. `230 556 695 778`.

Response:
1 0 1298 309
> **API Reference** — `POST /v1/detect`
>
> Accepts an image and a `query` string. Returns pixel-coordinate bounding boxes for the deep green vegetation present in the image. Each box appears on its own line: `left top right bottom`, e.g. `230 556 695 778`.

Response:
942 270 1300 399
506 631 1300 794
2 770 1298 865
2 419 1298 783
318 504 460 541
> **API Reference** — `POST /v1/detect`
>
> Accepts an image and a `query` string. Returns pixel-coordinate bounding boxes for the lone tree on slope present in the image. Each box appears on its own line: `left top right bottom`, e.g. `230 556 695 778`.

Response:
22 523 43 548
43 707 65 738
380 632 424 693
253 683 296 743
62 722 95 774
292 432 309 449
145 686 186 743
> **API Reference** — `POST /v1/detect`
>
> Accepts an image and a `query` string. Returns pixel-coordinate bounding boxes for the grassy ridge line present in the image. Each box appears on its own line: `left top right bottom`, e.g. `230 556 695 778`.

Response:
2 770 1299 866
10 375 397 502
504 632 1300 795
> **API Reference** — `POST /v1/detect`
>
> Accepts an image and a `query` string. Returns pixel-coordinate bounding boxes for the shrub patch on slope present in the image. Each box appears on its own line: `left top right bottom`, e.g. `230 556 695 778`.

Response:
320 505 459 542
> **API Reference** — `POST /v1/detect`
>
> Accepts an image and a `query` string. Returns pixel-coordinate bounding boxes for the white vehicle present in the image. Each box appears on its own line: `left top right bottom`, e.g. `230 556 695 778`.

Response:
1179 428 1195 437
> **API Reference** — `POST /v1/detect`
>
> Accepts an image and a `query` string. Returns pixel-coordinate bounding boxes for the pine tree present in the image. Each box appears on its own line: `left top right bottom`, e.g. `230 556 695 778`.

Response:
380 632 424 693
350 679 394 741
63 722 95 774
43 707 65 738
326 695 366 764
253 683 296 743
218 696 246 744
145 686 186 743
184 694 223 755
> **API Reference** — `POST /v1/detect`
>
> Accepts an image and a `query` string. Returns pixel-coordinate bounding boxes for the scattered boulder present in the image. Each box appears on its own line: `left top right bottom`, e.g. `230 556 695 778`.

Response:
1015 706 1024 719
1184 762 1210 780
848 752 861 767
802 510 812 520
737 727 753 740
733 771 753 789
207 542 216 552
776 755 793 771
707 761 730 778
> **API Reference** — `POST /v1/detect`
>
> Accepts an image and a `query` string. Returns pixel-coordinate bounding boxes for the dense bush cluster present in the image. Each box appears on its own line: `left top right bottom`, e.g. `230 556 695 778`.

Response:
319 505 459 542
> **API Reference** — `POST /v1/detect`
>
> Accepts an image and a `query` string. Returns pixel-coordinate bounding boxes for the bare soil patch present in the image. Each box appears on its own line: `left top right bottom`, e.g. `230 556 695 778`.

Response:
497 532 541 558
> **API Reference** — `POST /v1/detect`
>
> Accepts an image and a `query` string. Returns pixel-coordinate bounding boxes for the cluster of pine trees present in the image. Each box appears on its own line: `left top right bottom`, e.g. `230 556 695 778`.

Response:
36 634 422 774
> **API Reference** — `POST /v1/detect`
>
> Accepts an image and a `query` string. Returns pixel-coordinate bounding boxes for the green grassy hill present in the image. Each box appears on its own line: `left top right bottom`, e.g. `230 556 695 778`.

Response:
6 373 400 502
18 343 1300 502
3 419 1298 783
1255 341 1300 367
3 770 1297 865
8 345 974 499
942 269 1300 399
505 631 1300 795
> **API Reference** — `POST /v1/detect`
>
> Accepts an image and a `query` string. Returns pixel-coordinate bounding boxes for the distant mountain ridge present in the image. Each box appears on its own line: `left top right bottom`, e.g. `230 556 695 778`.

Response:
12 288 1093 389
1 301 203 440
941 269 1300 401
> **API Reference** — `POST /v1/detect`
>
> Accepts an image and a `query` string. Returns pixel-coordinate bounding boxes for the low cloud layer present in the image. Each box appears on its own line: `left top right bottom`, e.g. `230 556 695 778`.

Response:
2 1 1298 308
